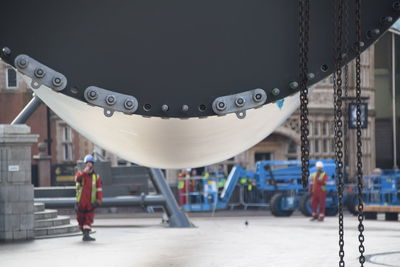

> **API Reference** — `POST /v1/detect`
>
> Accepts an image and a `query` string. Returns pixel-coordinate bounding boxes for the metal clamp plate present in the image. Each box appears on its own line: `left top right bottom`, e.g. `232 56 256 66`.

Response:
14 54 67 91
84 86 138 117
212 88 267 119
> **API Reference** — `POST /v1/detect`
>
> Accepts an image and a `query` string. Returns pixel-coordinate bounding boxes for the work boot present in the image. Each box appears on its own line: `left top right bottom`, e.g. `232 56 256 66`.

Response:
310 217 317 221
82 230 96 241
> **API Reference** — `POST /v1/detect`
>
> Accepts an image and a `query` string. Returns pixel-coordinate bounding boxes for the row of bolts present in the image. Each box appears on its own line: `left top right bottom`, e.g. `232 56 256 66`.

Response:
3 20 388 114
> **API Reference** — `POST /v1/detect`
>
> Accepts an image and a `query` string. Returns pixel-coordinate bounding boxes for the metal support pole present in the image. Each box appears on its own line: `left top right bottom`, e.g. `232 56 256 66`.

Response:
392 33 398 170
34 195 167 209
149 168 193 227
11 95 42 124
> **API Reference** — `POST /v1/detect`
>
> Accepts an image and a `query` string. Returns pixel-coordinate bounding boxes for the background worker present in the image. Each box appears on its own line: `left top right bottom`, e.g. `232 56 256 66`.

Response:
75 154 103 241
309 161 328 221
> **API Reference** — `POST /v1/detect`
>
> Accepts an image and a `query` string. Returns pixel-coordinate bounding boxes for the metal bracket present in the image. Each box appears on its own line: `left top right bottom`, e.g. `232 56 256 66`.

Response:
84 86 139 117
212 88 267 119
14 55 67 91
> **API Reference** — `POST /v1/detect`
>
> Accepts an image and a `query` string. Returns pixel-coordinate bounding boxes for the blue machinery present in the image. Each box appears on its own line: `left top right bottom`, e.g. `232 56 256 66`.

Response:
355 170 400 220
181 159 340 216
181 160 400 218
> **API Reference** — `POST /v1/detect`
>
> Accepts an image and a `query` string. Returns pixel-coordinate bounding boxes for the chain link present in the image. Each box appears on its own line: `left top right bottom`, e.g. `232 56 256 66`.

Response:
334 0 345 266
299 0 310 188
355 0 366 265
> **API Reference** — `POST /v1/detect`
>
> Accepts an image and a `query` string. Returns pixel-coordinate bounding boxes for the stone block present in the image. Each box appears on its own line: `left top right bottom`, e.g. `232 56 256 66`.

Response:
9 146 31 162
0 186 8 202
0 124 31 135
20 214 34 230
4 214 20 231
6 158 31 184
18 185 34 201
0 185 33 202
8 202 34 214
34 228 47 237
13 230 27 240
0 215 5 231
26 230 34 239
6 186 19 202
0 231 13 240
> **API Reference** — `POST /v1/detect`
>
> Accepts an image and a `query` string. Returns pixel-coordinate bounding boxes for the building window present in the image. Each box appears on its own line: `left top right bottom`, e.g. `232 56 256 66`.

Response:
63 126 72 142
287 140 297 154
323 139 329 153
61 125 73 161
63 144 73 161
313 122 320 136
6 68 17 88
255 152 271 162
314 139 320 154
322 121 329 136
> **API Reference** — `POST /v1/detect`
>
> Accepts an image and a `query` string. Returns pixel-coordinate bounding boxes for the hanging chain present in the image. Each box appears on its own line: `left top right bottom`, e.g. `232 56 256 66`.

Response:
334 0 345 266
343 0 349 184
355 0 366 265
299 0 310 188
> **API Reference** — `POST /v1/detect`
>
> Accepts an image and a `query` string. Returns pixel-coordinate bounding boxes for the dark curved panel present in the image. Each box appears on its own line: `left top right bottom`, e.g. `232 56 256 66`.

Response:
0 0 398 117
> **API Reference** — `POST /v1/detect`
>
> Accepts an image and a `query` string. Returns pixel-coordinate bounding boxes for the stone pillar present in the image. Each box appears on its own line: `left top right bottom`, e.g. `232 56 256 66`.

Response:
33 142 52 187
0 125 38 241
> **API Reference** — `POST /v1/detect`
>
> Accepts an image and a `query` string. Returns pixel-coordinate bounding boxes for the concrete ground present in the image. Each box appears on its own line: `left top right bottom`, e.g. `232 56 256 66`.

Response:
0 213 399 267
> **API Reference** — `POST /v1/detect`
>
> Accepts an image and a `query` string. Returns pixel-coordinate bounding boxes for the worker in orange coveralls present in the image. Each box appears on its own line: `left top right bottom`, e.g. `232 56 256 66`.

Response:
309 161 328 222
75 154 103 241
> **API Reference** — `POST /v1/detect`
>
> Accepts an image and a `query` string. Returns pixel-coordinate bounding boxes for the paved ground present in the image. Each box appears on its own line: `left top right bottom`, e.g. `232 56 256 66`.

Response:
0 214 399 267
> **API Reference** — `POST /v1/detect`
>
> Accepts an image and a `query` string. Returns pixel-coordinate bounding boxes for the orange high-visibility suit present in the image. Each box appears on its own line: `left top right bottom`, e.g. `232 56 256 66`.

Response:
309 171 328 220
75 171 103 232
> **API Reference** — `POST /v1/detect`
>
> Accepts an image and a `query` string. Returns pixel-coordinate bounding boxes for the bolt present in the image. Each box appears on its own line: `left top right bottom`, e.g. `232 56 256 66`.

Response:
216 100 226 111
235 97 245 107
382 16 393 24
199 104 207 112
124 99 135 110
307 73 315 80
52 77 63 87
87 89 98 100
272 88 280 96
17 58 28 69
289 81 299 90
161 104 169 112
2 47 11 56
354 41 365 49
253 93 263 102
182 105 189 112
105 95 116 106
144 104 152 111
367 28 380 39
393 1 400 11
34 68 46 78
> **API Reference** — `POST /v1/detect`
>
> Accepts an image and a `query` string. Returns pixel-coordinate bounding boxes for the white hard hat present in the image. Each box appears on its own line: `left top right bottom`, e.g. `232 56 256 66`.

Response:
315 161 324 169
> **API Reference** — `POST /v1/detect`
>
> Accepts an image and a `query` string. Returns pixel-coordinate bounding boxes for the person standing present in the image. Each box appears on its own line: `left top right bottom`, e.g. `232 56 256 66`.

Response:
309 161 328 221
75 154 103 241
